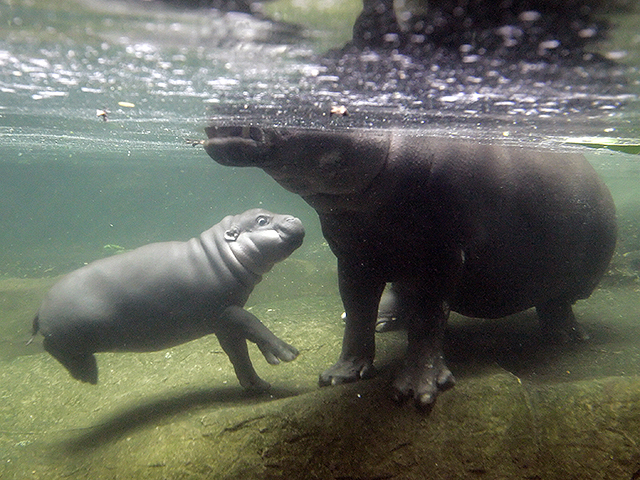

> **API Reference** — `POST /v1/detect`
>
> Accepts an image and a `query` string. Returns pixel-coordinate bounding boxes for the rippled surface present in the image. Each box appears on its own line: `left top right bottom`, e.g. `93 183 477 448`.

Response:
2 0 640 147
1 0 325 154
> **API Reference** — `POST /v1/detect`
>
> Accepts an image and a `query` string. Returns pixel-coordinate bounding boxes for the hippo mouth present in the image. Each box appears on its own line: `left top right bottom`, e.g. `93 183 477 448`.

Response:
203 125 322 195
275 216 305 249
204 125 275 167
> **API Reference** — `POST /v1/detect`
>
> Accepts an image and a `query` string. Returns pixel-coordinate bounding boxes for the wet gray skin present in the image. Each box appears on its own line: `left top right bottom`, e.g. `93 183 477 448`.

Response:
32 208 304 392
204 126 617 409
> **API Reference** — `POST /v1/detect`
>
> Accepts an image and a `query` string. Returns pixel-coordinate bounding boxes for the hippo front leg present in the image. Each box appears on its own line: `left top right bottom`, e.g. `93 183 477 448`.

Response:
216 306 299 391
319 273 385 386
215 329 271 391
219 305 299 364
392 300 456 409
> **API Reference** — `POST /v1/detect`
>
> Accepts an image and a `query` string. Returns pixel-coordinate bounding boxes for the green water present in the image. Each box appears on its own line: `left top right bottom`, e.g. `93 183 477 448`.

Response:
2 0 640 478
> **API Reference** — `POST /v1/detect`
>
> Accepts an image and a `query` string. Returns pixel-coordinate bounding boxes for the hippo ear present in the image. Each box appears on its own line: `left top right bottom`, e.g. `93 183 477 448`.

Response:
224 227 240 242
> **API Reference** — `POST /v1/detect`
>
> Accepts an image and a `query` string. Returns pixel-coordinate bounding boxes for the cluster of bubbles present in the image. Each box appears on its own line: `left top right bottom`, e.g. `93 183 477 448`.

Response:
305 1 635 133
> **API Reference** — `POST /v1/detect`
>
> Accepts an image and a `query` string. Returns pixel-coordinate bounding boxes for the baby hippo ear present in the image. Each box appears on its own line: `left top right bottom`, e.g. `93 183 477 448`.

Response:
224 226 240 242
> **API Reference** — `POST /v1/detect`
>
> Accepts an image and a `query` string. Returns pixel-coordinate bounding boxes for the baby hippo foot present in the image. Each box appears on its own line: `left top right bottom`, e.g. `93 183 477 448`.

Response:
319 357 376 387
375 285 405 333
257 338 299 365
341 311 405 333
392 354 456 410
375 315 406 333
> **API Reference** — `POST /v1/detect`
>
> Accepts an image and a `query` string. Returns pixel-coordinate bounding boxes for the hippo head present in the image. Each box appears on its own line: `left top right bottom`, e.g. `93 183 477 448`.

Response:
204 126 391 199
223 208 305 275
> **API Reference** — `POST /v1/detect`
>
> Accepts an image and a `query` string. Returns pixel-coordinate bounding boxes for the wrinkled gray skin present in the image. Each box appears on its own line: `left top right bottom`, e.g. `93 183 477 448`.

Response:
31 209 304 391
203 127 617 408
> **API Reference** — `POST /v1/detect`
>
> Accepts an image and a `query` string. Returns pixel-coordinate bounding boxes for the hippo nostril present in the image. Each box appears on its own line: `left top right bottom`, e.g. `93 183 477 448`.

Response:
240 126 264 143
224 126 244 138
249 126 264 143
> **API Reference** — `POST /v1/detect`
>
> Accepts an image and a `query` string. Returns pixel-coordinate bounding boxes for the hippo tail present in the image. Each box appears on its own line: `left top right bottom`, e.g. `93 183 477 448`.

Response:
26 314 39 346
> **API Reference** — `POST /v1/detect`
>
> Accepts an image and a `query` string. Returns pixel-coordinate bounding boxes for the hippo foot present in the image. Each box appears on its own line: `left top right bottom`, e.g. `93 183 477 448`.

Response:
257 339 299 365
240 376 272 393
536 300 590 344
544 323 590 344
392 356 456 409
44 340 98 384
319 357 376 387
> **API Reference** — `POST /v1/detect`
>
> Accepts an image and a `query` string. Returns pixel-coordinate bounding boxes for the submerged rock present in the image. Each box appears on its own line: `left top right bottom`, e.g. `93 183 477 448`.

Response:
2 287 640 479
2 356 640 479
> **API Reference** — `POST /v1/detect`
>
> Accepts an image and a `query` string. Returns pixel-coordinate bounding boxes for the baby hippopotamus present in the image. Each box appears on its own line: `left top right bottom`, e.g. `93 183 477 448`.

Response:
203 126 617 408
31 209 304 391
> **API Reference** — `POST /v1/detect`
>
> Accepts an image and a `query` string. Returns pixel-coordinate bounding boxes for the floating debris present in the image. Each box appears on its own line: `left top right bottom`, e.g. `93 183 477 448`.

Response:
565 137 640 155
103 244 126 254
96 109 108 121
330 105 349 117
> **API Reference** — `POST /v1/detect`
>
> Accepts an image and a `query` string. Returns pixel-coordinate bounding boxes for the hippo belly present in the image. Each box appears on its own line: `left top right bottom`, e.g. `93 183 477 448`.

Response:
450 208 612 319
36 246 224 354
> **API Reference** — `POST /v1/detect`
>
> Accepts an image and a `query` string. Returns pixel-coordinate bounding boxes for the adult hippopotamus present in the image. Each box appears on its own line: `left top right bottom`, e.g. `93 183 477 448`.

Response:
30 209 304 392
203 127 617 408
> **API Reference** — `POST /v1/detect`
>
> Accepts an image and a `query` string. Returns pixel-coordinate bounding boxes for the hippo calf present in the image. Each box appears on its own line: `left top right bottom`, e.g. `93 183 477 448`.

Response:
31 209 304 391
203 127 617 408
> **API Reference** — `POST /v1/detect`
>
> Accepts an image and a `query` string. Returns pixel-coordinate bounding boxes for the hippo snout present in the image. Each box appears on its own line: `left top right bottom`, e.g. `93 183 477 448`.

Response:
203 125 274 167
278 216 305 246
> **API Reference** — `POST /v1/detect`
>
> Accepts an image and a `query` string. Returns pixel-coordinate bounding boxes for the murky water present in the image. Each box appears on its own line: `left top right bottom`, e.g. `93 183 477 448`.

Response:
2 0 640 478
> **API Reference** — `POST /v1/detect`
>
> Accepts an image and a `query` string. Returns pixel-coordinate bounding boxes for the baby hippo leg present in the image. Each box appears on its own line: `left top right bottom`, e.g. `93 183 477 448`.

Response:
43 337 98 384
375 284 405 333
215 329 271 391
216 306 299 390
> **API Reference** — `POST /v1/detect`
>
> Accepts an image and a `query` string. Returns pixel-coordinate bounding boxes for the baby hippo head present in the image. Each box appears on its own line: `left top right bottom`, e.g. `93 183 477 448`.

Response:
223 209 305 275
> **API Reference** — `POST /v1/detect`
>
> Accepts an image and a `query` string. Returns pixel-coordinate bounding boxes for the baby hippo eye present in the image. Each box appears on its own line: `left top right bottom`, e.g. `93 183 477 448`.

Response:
256 215 270 227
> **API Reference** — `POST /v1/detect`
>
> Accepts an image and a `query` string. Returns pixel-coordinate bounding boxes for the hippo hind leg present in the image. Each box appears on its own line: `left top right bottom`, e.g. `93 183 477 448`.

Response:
392 299 456 409
536 298 590 343
43 338 98 384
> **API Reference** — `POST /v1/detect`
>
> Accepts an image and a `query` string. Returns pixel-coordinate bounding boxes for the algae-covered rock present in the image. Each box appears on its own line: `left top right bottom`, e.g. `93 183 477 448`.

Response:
3 360 640 479
2 285 640 479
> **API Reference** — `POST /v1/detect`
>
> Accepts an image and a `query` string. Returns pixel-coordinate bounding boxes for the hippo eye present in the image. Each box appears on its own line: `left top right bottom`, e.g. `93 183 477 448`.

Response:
256 215 269 227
